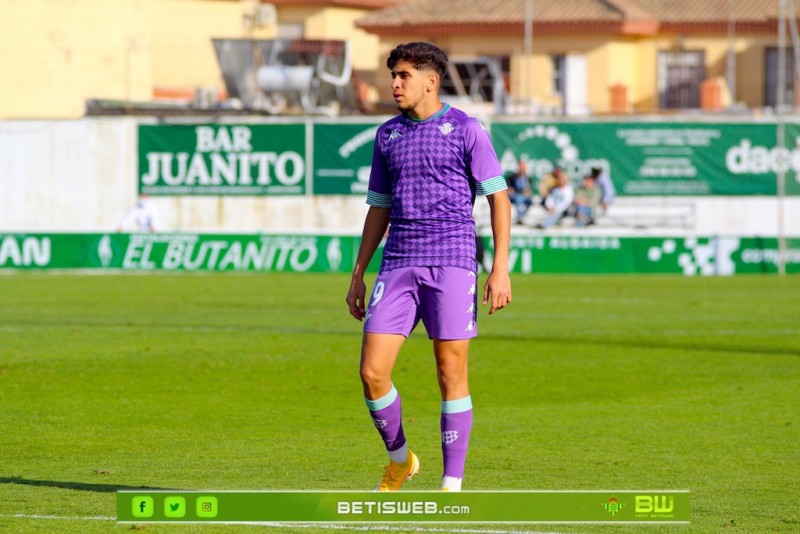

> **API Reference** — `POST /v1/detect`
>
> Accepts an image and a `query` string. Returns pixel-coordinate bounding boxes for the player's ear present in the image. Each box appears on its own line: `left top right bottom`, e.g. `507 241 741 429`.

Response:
427 72 439 92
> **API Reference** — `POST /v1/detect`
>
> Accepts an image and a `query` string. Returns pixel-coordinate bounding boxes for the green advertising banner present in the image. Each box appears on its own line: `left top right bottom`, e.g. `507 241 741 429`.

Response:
0 233 797 274
117 490 690 523
497 235 800 275
138 124 307 195
313 122 380 195
0 233 374 272
491 121 800 196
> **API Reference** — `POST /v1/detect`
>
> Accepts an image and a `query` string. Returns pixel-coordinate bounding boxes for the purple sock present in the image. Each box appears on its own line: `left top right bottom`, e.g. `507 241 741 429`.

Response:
441 396 473 478
365 385 406 458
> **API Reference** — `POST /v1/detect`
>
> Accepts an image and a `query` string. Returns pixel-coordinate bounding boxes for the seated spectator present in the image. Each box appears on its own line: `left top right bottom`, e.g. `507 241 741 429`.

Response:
536 165 560 208
591 166 616 214
536 167 573 229
508 160 533 224
573 172 602 227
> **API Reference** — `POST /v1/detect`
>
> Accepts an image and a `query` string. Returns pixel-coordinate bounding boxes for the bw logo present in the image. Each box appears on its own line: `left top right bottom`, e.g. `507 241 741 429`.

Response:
636 495 674 513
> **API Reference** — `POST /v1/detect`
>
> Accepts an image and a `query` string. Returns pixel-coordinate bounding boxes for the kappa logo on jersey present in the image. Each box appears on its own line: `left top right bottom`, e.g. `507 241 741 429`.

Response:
388 129 401 140
442 430 459 445
374 419 389 430
439 122 454 136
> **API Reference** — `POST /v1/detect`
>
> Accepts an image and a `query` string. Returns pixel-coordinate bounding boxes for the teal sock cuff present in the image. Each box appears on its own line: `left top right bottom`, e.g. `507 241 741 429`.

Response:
365 384 398 411
442 395 472 414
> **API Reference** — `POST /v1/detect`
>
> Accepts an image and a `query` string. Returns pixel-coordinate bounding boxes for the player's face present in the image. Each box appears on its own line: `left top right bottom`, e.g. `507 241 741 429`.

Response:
390 60 434 115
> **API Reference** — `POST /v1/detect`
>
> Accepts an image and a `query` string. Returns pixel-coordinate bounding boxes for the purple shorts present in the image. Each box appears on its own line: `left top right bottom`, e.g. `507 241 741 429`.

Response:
363 266 478 340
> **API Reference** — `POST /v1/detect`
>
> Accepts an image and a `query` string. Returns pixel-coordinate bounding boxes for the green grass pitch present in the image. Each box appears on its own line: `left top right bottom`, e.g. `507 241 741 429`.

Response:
0 272 798 533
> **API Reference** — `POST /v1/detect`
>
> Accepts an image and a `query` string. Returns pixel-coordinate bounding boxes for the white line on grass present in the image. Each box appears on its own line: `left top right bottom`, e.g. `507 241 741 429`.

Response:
1 514 563 534
223 525 563 534
0 513 114 521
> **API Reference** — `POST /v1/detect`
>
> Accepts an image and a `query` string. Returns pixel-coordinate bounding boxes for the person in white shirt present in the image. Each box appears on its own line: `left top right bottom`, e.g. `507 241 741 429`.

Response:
537 167 574 229
117 194 158 232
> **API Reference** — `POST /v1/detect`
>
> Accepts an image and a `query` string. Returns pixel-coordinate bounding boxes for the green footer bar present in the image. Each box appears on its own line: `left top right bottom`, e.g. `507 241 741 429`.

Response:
117 490 689 523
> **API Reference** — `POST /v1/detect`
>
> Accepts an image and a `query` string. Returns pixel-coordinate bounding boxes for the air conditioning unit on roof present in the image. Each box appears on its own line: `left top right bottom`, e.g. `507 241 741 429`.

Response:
255 3 277 27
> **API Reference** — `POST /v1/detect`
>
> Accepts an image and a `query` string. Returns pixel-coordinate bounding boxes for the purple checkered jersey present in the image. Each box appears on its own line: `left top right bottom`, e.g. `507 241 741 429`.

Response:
367 104 507 272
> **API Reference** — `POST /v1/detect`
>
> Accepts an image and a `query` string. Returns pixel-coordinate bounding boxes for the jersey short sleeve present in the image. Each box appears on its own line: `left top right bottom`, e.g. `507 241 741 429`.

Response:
366 128 392 208
463 119 506 196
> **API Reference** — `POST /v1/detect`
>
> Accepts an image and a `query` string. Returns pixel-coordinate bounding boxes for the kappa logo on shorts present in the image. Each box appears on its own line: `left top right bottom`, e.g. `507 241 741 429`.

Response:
466 320 474 332
468 284 476 295
467 303 475 313
374 419 389 430
442 430 459 445
468 271 476 277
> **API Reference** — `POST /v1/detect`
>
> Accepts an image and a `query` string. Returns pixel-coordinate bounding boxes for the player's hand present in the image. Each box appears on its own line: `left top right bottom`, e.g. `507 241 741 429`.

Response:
483 271 511 315
346 277 368 321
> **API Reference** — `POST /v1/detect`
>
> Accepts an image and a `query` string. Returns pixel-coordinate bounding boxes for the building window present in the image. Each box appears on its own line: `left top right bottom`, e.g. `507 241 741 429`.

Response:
552 54 565 96
276 23 304 39
440 57 506 102
765 47 795 108
658 50 705 109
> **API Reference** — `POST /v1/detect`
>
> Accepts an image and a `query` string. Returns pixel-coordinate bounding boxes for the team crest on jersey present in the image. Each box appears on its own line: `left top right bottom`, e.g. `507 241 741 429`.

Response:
439 122 454 136
389 129 401 140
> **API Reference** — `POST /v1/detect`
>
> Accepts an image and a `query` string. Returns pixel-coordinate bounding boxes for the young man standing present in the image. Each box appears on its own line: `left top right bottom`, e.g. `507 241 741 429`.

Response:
345 42 511 492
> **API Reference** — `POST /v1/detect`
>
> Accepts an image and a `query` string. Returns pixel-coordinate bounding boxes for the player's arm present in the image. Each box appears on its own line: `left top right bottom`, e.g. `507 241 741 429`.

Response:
346 206 390 321
484 190 512 315
465 117 512 315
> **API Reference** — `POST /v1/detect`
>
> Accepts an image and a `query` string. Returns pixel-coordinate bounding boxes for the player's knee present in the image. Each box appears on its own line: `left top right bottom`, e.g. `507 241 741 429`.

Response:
359 365 390 390
436 361 468 388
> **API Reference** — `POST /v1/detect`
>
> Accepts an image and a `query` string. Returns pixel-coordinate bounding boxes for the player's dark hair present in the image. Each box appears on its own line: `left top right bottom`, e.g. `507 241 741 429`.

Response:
387 42 448 78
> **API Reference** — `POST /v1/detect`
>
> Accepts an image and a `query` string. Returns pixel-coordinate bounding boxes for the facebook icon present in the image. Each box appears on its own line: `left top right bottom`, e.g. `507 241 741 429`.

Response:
131 496 154 518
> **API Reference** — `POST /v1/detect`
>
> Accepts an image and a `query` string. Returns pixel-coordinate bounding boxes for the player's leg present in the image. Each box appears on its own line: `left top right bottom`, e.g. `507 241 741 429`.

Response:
417 266 478 492
360 332 408 463
434 339 473 492
361 268 421 490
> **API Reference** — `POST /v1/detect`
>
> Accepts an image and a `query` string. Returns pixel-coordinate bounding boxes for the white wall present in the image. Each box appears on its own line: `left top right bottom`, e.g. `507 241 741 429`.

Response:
0 118 370 234
1 118 797 236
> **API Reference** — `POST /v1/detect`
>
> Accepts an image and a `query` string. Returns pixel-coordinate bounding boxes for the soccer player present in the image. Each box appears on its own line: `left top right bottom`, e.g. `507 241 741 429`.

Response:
345 42 511 492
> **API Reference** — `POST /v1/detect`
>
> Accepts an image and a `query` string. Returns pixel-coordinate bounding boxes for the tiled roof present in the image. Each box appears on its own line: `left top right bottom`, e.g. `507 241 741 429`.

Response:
356 0 800 34
358 0 628 25
270 0 399 9
631 0 793 22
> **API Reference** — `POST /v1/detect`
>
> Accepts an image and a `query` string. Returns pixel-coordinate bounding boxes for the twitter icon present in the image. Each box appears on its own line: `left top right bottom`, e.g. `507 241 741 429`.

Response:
164 496 186 518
